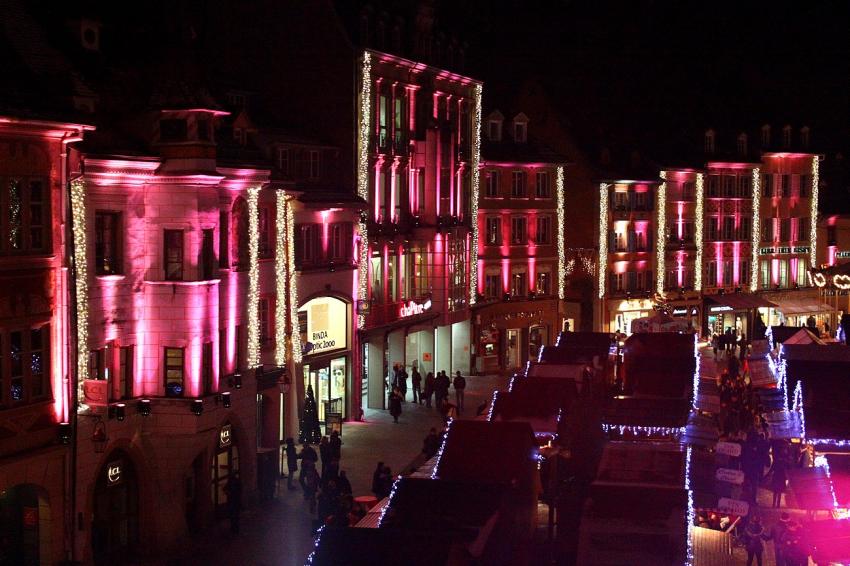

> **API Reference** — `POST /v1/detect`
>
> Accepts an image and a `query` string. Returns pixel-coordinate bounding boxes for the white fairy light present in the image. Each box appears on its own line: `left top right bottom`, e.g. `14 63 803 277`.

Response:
275 191 288 367
685 444 694 565
556 166 566 300
469 84 482 304
657 173 667 294
286 195 302 364
598 183 609 298
750 168 761 291
70 178 89 409
356 52 372 329
694 173 704 291
247 186 261 368
810 156 819 268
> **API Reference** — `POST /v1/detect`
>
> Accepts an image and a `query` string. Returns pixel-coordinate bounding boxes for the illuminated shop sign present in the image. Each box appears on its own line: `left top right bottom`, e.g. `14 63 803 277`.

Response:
399 299 432 318
758 246 810 255
299 297 349 355
672 307 699 317
219 424 232 448
709 305 733 313
836 251 850 259
106 460 124 487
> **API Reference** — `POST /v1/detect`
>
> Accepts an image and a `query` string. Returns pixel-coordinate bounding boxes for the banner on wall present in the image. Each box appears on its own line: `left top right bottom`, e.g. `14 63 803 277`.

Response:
299 297 349 356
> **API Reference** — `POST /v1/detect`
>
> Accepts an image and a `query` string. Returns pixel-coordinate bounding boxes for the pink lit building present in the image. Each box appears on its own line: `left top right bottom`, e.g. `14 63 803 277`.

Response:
356 50 481 407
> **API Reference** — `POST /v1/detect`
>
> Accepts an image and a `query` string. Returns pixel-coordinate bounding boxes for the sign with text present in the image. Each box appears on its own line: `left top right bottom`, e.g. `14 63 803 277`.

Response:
759 246 811 255
219 424 232 449
717 497 749 517
716 441 742 457
299 296 348 356
399 298 432 318
106 460 124 487
715 468 745 485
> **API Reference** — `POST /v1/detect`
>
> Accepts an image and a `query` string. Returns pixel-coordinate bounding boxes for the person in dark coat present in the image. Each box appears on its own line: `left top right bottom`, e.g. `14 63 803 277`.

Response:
422 428 441 459
397 366 408 402
329 430 342 461
371 462 384 498
766 512 791 566
285 437 299 490
423 372 435 408
453 371 466 412
770 454 788 508
224 473 243 534
389 387 402 423
744 515 766 566
337 470 352 495
377 466 394 499
319 436 331 475
411 367 422 404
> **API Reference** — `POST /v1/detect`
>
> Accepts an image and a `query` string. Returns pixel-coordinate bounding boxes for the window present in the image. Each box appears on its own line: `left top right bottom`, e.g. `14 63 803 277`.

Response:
780 219 791 242
708 218 719 241
160 118 187 142
535 171 551 198
762 218 774 242
259 207 272 259
2 327 48 405
331 223 352 261
536 216 551 244
761 125 771 146
740 261 750 286
164 229 184 281
779 259 789 288
277 148 290 176
682 181 694 201
737 133 747 156
760 260 770 289
95 212 121 275
308 150 320 179
723 260 733 286
635 191 647 210
295 224 318 266
762 174 774 197
707 175 720 197
485 171 499 198
800 127 810 148
682 222 694 242
412 247 429 298
511 217 527 245
378 94 388 148
485 217 501 245
797 258 808 286
200 228 215 280
219 211 229 268
799 174 809 197
118 346 133 400
704 130 715 153
740 217 751 241
782 125 792 148
2 178 48 254
799 217 810 242
511 272 527 297
723 176 735 197
488 120 502 141
514 122 527 142
722 217 734 240
511 172 526 198
737 175 751 197
781 175 790 197
377 171 387 221
484 274 500 298
259 298 271 346
164 347 184 397
707 262 717 286
614 190 628 210
27 180 45 251
536 272 551 296
612 272 625 293
231 199 249 269
202 342 213 395
393 96 404 146
88 348 105 381
392 170 401 221
416 169 425 213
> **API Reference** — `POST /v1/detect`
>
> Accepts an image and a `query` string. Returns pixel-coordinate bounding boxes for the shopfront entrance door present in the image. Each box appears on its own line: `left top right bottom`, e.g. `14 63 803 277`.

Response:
210 430 239 516
506 329 521 370
304 357 347 422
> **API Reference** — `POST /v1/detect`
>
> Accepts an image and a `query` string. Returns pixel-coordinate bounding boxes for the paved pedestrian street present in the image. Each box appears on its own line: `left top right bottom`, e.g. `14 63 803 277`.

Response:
159 373 508 566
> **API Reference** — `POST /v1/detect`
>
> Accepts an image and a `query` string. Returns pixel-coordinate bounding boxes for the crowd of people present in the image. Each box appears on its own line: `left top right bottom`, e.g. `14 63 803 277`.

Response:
387 364 467 424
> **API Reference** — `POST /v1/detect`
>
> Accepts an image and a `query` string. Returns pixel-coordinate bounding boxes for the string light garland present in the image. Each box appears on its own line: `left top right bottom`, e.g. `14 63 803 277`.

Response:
810 156 819 268
356 52 372 329
286 195 302 363
601 423 685 437
814 454 841 511
275 191 288 367
486 389 499 421
247 187 261 368
685 444 694 565
556 166 566 299
657 173 667 294
750 168 761 291
694 173 704 291
469 84 482 304
598 183 609 298
70 178 89 408
430 417 454 479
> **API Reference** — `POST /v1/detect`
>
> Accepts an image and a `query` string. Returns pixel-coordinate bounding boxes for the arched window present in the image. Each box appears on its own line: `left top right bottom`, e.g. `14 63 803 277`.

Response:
231 198 249 270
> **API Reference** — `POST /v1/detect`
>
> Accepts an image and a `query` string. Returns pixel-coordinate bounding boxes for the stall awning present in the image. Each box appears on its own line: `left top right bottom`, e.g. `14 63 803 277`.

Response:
773 297 835 315
706 294 777 310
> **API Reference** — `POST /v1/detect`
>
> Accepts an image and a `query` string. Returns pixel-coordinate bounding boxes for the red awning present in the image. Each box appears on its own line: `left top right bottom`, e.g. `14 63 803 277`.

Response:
706 294 777 310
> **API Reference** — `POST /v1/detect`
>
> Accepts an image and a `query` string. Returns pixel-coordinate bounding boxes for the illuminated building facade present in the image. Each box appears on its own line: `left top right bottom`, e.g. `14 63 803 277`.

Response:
598 179 662 334
819 214 850 268
357 51 481 407
0 116 92 565
473 107 569 372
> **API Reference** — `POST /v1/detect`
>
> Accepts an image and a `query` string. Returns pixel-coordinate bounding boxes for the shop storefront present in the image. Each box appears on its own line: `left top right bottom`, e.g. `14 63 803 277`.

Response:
473 298 560 373
211 423 239 515
703 294 777 340
604 297 655 335
0 484 50 566
91 451 139 565
758 290 837 333
299 296 352 421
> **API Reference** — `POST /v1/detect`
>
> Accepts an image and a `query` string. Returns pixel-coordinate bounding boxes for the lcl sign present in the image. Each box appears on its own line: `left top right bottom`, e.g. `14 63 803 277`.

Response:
106 460 123 487
219 424 232 448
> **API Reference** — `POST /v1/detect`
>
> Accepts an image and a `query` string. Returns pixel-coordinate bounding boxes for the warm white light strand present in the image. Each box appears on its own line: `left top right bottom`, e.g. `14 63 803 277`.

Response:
598 183 609 298
556 166 566 299
356 52 372 329
469 84 482 304
750 168 761 291
247 187 261 367
810 156 819 268
694 173 704 291
286 196 302 363
275 191 288 367
657 173 667 294
70 178 89 409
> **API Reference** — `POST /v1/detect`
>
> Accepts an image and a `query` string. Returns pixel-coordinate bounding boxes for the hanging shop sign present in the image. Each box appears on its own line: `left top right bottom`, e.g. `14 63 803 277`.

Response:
219 424 233 449
715 468 745 485
717 497 749 517
399 298 432 318
709 305 733 313
299 297 349 355
716 441 742 457
759 246 810 255
106 460 124 487
836 251 850 259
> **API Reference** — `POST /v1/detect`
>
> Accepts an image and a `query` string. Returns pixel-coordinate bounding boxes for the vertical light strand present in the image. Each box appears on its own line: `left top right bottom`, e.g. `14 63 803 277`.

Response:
810 156 819 268
70 178 89 409
468 83 482 305
356 51 372 329
656 173 667 295
598 183 609 298
247 186 261 368
275 191 288 367
286 196 302 363
694 173 704 291
556 166 566 300
750 167 761 291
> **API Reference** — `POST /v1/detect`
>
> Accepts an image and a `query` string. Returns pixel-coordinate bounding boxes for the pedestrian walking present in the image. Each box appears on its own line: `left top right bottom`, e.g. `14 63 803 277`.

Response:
329 430 342 461
285 437 298 491
224 473 243 534
412 367 422 404
766 512 791 566
770 454 788 508
298 443 318 496
319 436 331 475
378 465 394 499
453 371 466 412
398 366 408 402
744 515 766 566
389 387 402 423
423 372 435 408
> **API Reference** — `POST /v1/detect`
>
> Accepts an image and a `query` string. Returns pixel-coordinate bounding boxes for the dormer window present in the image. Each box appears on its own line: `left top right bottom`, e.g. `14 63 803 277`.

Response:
800 126 810 149
488 120 502 141
761 124 771 147
737 133 747 157
512 113 529 143
704 129 715 154
782 125 792 148
160 118 187 142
